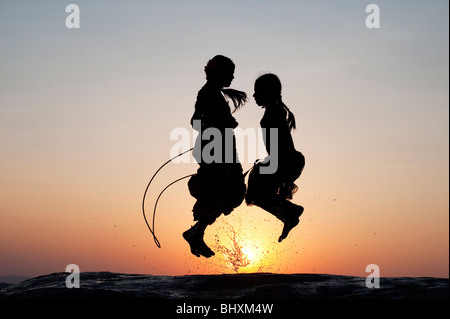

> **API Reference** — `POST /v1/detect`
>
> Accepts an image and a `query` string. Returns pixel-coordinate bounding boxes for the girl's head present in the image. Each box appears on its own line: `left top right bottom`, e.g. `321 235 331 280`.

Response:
254 73 296 131
204 55 247 112
204 55 235 88
253 73 282 107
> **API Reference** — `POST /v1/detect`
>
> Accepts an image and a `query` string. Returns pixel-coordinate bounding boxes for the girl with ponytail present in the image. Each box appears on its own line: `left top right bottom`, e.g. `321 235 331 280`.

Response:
184 55 247 258
246 73 305 242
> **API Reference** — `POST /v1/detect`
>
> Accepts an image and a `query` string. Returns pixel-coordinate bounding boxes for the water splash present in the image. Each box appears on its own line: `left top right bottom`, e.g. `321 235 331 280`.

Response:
190 208 298 274
215 225 250 273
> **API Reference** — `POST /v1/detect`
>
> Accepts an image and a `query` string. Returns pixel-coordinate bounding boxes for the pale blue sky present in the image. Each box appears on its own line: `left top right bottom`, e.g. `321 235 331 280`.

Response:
1 0 448 163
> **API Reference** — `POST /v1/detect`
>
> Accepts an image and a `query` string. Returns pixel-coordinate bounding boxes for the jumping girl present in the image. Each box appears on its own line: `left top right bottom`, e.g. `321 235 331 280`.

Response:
246 73 305 242
183 55 247 258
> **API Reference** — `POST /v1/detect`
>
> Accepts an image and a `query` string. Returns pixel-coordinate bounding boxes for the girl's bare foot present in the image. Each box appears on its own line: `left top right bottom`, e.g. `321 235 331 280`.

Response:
278 205 304 242
278 218 299 242
183 227 215 258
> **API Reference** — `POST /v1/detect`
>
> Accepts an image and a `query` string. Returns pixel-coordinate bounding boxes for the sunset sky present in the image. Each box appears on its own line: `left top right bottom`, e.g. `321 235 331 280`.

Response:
1 0 448 279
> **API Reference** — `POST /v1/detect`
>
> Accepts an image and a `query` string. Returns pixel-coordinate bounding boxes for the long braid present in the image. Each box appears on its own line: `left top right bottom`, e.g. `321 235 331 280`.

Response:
281 101 296 131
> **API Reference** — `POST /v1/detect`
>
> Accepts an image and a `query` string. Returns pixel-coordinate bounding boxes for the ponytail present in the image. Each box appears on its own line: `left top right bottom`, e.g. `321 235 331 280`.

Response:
222 88 248 113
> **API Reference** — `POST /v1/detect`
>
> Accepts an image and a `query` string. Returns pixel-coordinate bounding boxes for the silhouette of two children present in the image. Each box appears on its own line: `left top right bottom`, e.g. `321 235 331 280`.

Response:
184 55 305 258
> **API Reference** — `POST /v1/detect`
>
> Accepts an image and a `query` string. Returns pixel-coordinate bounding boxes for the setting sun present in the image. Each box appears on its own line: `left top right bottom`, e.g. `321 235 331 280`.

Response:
242 246 255 263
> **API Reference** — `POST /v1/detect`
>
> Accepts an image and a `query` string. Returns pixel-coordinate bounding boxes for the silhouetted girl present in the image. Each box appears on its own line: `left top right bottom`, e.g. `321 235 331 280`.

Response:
246 73 305 242
184 55 247 258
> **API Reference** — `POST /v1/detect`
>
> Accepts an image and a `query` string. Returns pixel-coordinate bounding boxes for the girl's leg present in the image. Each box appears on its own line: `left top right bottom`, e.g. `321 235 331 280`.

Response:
183 220 215 258
185 164 244 258
256 197 304 242
277 201 304 242
247 166 303 242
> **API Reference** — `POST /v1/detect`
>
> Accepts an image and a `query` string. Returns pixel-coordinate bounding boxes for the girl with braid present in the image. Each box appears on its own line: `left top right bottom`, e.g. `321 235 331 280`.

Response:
246 73 305 242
